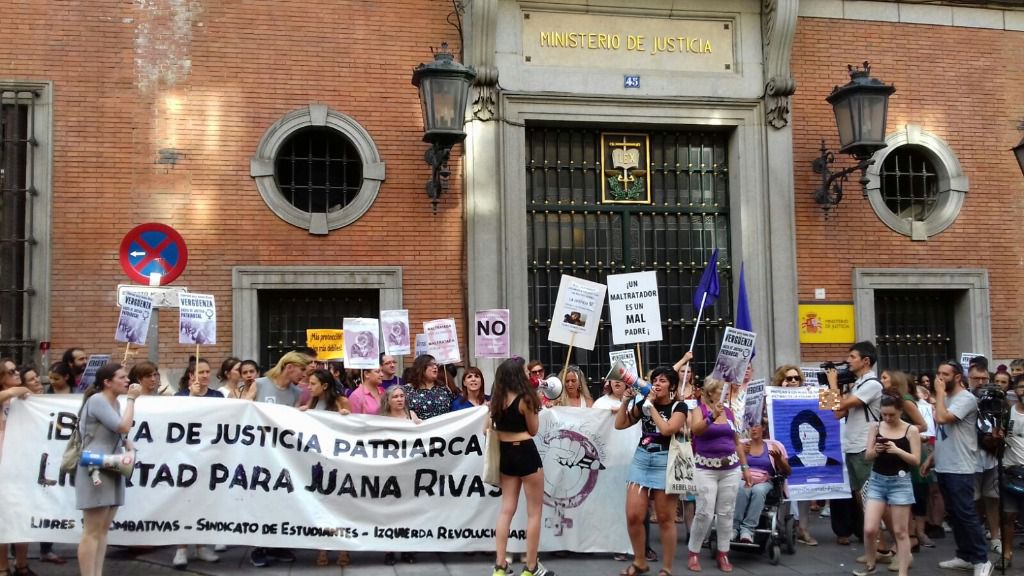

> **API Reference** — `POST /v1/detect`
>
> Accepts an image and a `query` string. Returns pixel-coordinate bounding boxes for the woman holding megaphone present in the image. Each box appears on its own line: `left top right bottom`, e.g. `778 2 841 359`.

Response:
76 362 141 576
615 366 687 576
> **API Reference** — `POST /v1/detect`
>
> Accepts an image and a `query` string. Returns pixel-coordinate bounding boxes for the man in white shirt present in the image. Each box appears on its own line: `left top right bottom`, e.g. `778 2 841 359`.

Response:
826 341 883 547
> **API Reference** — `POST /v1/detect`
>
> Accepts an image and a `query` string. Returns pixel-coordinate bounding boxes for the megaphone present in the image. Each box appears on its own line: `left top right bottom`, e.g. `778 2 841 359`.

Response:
80 450 135 486
538 376 563 402
605 360 652 397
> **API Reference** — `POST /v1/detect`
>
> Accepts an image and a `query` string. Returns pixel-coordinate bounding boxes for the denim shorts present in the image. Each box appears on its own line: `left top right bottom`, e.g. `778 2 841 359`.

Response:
864 471 915 506
627 446 669 491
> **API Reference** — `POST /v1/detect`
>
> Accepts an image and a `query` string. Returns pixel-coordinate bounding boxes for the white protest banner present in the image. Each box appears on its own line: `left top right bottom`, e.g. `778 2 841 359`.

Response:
381 310 411 356
115 291 153 345
342 318 380 369
548 275 606 351
414 334 428 357
766 386 850 501
960 352 983 373
608 349 638 381
710 327 756 384
741 378 766 432
77 354 112 391
474 309 510 359
425 319 461 365
0 397 638 553
178 293 216 345
606 271 662 344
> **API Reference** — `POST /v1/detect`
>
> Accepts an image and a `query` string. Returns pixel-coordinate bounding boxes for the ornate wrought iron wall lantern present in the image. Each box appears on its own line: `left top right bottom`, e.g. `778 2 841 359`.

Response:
412 43 476 213
1013 122 1024 177
811 62 895 217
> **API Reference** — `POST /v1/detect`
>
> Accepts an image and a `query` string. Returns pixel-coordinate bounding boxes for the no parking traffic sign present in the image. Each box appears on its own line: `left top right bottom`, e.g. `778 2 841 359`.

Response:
119 223 188 285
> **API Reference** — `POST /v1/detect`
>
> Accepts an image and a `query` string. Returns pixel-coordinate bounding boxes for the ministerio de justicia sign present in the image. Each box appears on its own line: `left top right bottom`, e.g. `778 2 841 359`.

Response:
522 11 735 72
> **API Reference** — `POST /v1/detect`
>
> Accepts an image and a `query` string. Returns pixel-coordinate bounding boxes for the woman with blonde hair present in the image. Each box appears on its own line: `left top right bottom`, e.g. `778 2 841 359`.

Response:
772 364 804 387
687 377 751 573
556 365 592 408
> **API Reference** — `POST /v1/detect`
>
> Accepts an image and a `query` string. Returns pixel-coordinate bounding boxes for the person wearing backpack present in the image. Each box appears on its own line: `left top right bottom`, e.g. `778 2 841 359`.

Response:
826 342 886 553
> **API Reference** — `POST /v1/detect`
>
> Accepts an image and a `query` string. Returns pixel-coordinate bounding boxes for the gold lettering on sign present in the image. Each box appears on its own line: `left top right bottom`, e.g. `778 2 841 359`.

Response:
538 32 713 55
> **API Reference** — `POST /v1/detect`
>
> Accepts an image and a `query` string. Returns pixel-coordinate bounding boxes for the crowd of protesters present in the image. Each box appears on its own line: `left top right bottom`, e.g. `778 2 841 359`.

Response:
3 342 1024 576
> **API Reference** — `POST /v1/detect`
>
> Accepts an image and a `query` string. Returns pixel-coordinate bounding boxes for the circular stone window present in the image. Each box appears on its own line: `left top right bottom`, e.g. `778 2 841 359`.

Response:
251 104 385 234
864 125 967 241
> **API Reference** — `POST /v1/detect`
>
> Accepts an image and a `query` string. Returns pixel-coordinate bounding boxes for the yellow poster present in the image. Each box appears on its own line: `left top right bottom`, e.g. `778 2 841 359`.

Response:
306 329 344 360
798 304 856 344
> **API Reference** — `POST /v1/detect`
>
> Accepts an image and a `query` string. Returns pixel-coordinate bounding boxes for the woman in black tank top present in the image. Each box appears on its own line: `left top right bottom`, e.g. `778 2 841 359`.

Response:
858 392 921 576
488 358 552 576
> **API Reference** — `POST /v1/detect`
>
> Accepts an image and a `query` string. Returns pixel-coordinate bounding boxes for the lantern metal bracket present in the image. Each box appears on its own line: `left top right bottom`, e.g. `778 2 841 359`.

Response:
812 139 875 217
425 142 453 214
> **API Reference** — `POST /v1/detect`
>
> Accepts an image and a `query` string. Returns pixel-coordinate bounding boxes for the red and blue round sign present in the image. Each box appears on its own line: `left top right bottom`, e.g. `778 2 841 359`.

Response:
119 223 188 285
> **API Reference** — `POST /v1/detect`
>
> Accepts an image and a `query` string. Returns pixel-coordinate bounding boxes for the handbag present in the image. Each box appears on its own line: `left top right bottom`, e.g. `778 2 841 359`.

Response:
59 401 86 474
666 402 697 495
666 430 697 495
482 423 501 487
1002 465 1024 497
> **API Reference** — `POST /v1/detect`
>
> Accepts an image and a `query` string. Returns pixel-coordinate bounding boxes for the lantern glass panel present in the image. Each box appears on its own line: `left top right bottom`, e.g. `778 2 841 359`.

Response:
859 94 888 144
833 98 855 149
428 76 467 132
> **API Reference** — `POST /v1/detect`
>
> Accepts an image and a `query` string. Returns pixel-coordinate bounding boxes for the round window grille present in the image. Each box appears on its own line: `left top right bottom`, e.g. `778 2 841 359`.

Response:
879 145 939 222
275 127 363 214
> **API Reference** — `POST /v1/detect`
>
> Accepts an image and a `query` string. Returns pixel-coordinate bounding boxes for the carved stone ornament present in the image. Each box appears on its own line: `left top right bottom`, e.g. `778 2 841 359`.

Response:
762 0 799 129
464 0 499 121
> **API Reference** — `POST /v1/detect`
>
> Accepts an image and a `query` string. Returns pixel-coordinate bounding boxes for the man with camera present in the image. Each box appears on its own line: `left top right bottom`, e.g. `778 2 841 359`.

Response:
825 341 885 550
921 361 992 576
967 363 1002 556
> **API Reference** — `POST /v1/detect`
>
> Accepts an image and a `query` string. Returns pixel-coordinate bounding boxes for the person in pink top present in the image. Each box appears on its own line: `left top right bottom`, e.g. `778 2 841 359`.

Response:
349 367 385 415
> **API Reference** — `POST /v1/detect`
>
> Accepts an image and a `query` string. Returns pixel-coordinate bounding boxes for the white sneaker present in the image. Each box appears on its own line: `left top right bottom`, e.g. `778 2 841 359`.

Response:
990 539 1002 554
172 548 188 570
820 506 831 518
213 544 227 552
938 557 974 571
973 561 993 576
195 546 220 563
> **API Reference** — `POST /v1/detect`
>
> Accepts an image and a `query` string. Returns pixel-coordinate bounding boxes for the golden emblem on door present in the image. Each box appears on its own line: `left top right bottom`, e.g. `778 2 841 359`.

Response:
601 132 651 204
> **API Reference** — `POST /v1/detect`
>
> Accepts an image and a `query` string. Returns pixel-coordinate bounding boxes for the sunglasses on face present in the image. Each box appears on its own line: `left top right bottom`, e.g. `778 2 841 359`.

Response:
784 375 800 382
530 369 544 375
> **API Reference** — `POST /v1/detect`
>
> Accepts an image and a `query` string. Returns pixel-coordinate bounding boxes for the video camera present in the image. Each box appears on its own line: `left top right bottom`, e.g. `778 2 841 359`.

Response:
974 385 1007 431
816 361 857 389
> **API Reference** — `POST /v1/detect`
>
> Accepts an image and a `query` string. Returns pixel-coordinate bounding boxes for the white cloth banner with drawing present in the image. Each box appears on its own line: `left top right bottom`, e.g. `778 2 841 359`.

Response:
0 397 639 552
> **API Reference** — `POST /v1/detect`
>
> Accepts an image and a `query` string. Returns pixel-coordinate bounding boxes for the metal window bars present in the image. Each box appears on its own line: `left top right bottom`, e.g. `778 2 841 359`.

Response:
274 127 363 215
879 146 938 222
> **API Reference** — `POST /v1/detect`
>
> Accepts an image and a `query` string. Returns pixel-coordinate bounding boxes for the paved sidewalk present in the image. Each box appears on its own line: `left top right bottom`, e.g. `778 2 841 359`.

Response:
23 520 1004 576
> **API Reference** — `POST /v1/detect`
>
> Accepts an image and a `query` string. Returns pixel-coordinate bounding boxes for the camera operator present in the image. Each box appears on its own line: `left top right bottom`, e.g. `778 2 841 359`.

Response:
995 374 1024 567
921 361 992 576
966 364 1003 555
825 341 885 551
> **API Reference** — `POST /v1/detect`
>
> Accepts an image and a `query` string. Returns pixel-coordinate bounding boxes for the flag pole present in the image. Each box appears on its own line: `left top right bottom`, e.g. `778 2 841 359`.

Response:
635 343 643 380
681 292 708 388
560 333 576 383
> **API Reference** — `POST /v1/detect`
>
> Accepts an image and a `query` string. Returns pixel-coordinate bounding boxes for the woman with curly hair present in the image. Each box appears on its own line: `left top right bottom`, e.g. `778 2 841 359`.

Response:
402 354 458 420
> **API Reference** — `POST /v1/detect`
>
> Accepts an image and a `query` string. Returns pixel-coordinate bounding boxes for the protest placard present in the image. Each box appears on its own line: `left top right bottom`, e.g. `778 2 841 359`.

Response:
742 378 766 432
115 291 153 345
960 352 983 373
474 309 510 358
78 354 112 391
0 397 638 553
801 366 823 386
608 349 638 381
178 293 216 345
548 275 606 351
380 310 411 356
607 271 662 344
766 386 850 501
342 319 380 369
425 319 461 364
306 329 345 361
415 334 428 357
709 326 756 383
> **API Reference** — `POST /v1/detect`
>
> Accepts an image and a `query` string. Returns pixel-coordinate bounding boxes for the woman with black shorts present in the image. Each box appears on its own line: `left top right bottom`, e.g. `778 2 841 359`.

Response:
490 357 552 576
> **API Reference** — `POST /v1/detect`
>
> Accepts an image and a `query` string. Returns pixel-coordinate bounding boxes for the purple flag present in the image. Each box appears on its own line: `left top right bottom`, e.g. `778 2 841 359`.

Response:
693 248 720 311
735 263 755 358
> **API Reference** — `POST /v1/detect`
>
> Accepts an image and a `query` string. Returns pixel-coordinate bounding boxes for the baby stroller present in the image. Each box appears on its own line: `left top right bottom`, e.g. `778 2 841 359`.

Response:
708 475 796 565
